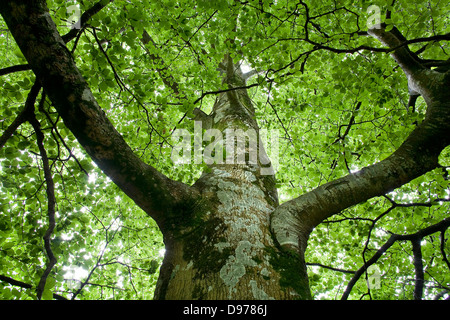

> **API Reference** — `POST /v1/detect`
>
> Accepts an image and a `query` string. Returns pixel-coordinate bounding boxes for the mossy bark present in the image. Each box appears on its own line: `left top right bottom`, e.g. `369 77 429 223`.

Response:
154 166 311 300
154 57 311 300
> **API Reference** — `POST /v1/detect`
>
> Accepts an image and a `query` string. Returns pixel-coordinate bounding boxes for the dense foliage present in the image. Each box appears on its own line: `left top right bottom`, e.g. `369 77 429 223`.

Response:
0 0 449 300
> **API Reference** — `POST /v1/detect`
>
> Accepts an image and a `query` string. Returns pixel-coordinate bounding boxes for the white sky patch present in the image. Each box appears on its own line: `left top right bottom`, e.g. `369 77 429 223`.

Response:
349 166 360 174
109 218 122 231
240 61 252 74
88 171 98 184
63 265 89 290
61 232 74 241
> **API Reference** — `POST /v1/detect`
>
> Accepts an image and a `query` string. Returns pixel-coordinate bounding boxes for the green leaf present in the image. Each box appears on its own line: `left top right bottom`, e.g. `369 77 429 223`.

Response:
17 140 30 150
385 24 394 32
44 277 56 290
41 289 53 300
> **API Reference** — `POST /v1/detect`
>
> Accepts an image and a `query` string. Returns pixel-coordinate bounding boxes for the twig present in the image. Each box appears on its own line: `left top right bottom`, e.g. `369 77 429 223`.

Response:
341 217 450 300
193 82 260 105
306 262 356 274
0 63 31 76
0 82 41 150
25 84 58 300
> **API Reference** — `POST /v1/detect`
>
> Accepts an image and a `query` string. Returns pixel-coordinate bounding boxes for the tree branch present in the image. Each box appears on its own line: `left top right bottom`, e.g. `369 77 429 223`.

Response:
440 231 450 272
341 233 398 300
0 0 197 230
367 26 427 98
271 114 449 253
25 84 58 300
0 274 32 289
341 218 450 300
271 23 450 255
0 274 67 300
0 63 31 76
333 101 361 144
0 81 41 150
370 28 423 70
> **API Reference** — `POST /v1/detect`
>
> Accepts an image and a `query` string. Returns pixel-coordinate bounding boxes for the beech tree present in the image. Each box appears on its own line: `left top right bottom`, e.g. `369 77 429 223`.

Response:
0 0 449 300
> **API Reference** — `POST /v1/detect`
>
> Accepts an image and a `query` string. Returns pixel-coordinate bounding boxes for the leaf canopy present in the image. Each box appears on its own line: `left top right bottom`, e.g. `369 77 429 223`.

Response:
0 0 449 300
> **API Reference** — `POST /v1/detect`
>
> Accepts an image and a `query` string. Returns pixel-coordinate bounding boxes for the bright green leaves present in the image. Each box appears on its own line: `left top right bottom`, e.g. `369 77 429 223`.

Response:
41 277 56 300
1 0 449 301
0 77 31 101
198 0 230 11
439 146 450 167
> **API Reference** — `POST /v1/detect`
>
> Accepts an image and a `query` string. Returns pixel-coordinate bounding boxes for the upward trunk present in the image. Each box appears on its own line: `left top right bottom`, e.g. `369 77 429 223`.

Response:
154 58 311 300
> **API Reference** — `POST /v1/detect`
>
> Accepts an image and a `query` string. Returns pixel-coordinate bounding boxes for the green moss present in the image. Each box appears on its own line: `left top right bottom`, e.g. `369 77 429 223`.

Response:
266 247 312 300
163 193 235 282
165 195 208 235
182 216 233 278
192 284 207 300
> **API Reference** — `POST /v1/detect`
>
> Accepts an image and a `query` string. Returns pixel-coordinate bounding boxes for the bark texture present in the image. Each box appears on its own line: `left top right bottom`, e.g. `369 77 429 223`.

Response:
155 57 310 299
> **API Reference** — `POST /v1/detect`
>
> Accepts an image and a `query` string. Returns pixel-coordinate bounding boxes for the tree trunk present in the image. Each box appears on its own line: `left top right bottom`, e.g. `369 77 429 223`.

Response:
154 57 311 300
154 168 311 300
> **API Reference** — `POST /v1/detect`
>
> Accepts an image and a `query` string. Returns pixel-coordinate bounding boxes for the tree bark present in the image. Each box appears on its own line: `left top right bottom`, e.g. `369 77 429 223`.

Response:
155 57 311 299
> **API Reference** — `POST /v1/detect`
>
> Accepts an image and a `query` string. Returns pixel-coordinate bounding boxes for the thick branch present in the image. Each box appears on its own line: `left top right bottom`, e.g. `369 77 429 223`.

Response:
0 63 30 76
271 25 450 255
0 275 67 300
271 112 450 252
0 0 196 229
0 274 32 289
368 26 428 98
441 231 450 271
